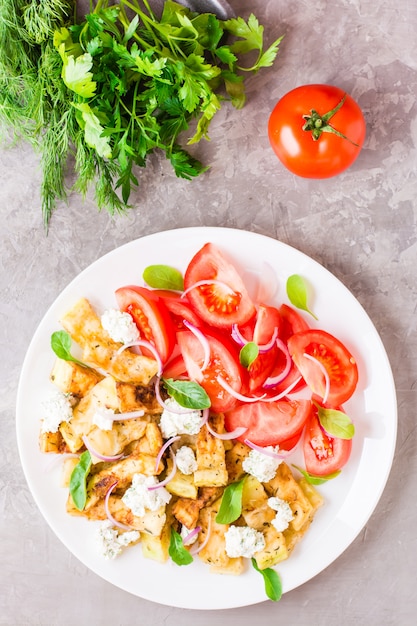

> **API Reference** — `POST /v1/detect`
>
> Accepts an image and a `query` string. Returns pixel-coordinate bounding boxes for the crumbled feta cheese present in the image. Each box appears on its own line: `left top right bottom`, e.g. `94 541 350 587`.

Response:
92 405 115 431
175 445 198 475
41 390 73 433
242 447 282 482
101 308 140 344
121 473 171 518
96 520 139 560
224 525 265 558
268 496 294 532
159 398 203 438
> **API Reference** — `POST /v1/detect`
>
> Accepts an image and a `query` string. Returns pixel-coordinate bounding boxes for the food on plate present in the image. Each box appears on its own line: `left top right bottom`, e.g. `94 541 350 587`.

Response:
268 84 366 178
39 242 359 599
0 1 283 224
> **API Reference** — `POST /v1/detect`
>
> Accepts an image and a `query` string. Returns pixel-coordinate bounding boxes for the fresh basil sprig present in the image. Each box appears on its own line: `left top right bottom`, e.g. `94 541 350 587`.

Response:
215 478 245 524
251 558 282 602
286 274 318 320
315 402 355 439
292 464 341 485
143 264 184 291
169 529 193 566
239 342 259 368
51 330 89 368
69 451 92 510
162 378 211 409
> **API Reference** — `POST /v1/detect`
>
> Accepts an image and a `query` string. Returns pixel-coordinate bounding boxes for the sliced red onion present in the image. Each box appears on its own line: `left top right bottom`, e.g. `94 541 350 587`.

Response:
112 409 145 421
104 481 132 531
182 525 202 546
206 422 248 440
43 452 79 473
216 376 265 403
117 340 163 376
231 324 278 354
263 338 292 388
190 515 212 555
182 320 211 371
255 261 279 303
244 439 291 459
201 408 209 426
302 352 330 403
148 450 177 490
154 376 199 415
154 435 181 472
82 435 124 462
260 375 303 402
181 279 236 299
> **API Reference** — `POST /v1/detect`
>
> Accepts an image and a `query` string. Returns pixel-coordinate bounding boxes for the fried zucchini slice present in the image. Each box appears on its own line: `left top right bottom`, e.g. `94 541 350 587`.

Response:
194 415 228 487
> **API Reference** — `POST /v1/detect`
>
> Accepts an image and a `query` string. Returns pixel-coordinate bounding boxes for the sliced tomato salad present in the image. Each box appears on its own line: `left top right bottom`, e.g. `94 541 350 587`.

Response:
113 242 359 478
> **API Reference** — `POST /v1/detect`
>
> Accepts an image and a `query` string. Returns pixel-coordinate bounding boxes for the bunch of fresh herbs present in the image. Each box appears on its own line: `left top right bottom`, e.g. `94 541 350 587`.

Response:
0 0 282 225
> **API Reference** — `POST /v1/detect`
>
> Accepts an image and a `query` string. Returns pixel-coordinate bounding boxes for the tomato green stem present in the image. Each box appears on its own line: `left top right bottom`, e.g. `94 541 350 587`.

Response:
302 94 359 145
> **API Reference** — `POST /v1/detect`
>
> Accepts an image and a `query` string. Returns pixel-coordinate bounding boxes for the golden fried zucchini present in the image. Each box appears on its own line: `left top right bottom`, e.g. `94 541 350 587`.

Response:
194 415 228 487
50 358 103 397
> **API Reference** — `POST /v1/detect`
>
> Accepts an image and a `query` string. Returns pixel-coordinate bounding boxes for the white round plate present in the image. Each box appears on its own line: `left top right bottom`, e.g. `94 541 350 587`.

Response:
16 227 397 609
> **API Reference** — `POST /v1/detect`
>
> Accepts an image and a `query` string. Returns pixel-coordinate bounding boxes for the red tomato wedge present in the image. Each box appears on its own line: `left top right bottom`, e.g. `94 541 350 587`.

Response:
224 399 312 447
177 329 244 413
287 329 358 407
303 406 352 476
183 243 256 329
115 286 176 363
246 305 281 392
151 290 202 330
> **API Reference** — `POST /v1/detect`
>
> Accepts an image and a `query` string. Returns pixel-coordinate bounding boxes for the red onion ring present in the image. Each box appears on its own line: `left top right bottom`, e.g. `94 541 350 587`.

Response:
302 352 330 403
216 376 266 403
182 525 202 546
154 435 181 472
231 324 279 353
263 338 292 388
82 435 124 462
190 515 212 555
244 439 291 460
148 450 177 490
206 422 248 440
111 409 145 421
182 320 211 371
104 481 132 531
260 375 303 403
117 340 163 376
181 279 236 299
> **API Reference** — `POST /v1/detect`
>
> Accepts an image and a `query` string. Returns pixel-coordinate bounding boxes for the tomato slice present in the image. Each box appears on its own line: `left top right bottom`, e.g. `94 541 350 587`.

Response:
244 305 281 392
183 243 256 329
162 354 187 379
303 406 352 476
151 290 202 330
177 329 244 413
287 329 358 406
115 286 176 363
224 399 312 447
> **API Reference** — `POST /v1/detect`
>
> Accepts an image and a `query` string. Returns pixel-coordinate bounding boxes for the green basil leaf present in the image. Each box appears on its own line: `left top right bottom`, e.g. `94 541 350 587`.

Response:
215 478 245 524
162 378 211 409
169 529 194 566
142 264 184 291
315 403 355 439
286 274 318 320
240 342 259 368
251 558 282 602
69 451 92 510
51 330 89 368
292 464 341 485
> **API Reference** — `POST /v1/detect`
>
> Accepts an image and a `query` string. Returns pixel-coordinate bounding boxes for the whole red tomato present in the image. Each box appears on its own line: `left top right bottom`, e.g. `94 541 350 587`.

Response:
268 84 366 178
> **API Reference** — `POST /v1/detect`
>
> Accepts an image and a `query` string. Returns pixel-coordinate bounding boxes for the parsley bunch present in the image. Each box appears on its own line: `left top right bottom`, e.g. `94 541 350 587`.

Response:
0 0 282 225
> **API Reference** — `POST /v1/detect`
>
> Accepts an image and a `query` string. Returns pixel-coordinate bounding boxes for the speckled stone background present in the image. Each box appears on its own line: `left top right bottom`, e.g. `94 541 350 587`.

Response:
1 0 416 624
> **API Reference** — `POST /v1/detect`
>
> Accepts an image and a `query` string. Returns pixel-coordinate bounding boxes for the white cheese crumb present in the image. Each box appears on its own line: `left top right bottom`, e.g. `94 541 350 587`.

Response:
159 398 203 438
41 390 73 433
175 446 198 475
242 447 282 482
96 520 139 560
92 406 115 431
121 473 171 518
268 497 294 532
224 525 265 558
101 309 140 344
181 525 198 545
